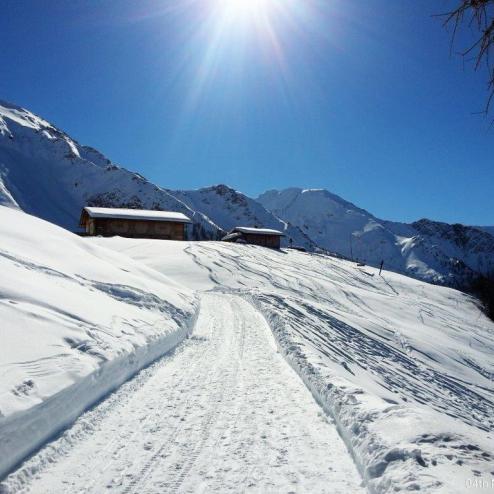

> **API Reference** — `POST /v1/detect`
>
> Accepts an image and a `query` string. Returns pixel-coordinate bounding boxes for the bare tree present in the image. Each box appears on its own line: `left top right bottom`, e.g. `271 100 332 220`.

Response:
441 0 494 113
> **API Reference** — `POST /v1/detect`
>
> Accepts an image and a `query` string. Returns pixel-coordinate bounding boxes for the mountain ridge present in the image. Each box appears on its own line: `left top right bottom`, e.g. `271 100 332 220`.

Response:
257 187 494 285
1 99 493 287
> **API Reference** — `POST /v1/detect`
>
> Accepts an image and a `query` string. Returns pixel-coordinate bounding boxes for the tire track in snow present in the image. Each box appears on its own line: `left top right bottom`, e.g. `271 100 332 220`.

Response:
130 321 227 493
165 303 247 493
2 294 364 494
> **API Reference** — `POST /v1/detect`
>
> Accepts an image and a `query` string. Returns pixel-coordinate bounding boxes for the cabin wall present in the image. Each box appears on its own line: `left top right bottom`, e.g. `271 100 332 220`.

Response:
242 233 281 249
90 219 186 240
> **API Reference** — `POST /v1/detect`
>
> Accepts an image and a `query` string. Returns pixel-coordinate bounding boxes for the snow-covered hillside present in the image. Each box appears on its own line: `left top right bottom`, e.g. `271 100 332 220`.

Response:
0 206 197 478
95 238 494 494
174 184 316 250
2 100 493 287
0 101 220 239
1 209 493 493
258 188 494 285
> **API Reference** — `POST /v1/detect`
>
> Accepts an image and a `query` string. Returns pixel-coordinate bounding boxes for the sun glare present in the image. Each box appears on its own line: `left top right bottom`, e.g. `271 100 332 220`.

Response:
219 0 272 20
178 0 318 115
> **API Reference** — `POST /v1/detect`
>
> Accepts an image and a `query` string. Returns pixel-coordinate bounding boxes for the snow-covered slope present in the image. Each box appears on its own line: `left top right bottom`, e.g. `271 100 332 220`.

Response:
2 99 492 286
0 206 197 478
257 188 494 285
174 184 316 250
1 292 366 494
1 201 493 492
0 101 220 239
96 238 494 494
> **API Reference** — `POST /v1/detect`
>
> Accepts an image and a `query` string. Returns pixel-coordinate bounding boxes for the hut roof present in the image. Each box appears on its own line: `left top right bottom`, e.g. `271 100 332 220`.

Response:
233 227 285 236
82 207 192 223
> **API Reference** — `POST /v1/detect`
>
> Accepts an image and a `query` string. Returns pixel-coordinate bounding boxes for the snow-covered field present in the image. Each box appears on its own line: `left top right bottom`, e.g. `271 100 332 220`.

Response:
1 293 364 494
1 208 494 493
0 207 196 478
96 237 494 493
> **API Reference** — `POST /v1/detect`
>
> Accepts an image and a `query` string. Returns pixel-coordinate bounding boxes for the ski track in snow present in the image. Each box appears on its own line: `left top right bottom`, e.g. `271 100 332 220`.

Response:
187 243 494 433
1 293 364 494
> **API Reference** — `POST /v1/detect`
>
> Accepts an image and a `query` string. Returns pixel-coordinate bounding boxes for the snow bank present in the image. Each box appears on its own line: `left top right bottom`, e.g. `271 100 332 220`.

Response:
100 238 494 493
0 207 197 478
253 297 494 494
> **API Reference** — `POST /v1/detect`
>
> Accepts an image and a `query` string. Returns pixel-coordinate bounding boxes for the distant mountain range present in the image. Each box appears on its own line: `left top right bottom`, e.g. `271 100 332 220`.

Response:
257 188 494 285
1 99 493 286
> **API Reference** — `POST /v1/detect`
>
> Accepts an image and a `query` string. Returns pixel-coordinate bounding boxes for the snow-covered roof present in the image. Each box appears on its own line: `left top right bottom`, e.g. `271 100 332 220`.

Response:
233 227 285 236
83 207 192 223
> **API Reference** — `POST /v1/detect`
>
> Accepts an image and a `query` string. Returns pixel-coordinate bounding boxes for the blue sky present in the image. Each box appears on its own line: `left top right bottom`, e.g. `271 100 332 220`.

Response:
0 0 492 225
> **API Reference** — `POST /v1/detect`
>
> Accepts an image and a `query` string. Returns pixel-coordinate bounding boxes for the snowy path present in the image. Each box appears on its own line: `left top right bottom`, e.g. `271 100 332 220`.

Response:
2 293 364 494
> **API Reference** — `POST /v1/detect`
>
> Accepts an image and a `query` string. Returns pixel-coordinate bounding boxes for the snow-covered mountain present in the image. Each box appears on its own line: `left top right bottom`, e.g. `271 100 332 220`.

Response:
2 100 493 287
174 184 316 250
0 100 221 240
257 188 494 286
0 101 314 246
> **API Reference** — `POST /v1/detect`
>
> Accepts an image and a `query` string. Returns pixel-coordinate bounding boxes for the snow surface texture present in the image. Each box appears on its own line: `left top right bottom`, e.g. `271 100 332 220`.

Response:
257 188 494 286
96 238 494 494
0 207 197 478
1 294 365 494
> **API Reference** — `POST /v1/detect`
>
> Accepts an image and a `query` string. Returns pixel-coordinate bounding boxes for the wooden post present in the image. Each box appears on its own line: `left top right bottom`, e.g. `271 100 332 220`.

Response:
379 260 384 276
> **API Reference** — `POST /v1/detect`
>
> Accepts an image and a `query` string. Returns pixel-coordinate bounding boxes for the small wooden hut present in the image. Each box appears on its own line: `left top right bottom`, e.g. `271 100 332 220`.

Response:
222 227 285 249
79 207 192 240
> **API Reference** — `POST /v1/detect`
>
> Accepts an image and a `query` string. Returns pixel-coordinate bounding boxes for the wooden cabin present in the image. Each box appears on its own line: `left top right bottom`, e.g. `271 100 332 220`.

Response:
222 226 285 249
79 207 192 240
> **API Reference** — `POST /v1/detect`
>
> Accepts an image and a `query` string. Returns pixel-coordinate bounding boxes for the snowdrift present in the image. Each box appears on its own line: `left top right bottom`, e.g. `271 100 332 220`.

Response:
0 207 197 478
100 238 494 494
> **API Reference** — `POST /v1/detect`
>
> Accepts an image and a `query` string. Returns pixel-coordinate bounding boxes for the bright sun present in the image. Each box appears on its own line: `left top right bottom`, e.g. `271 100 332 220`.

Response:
180 0 308 111
218 0 273 22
